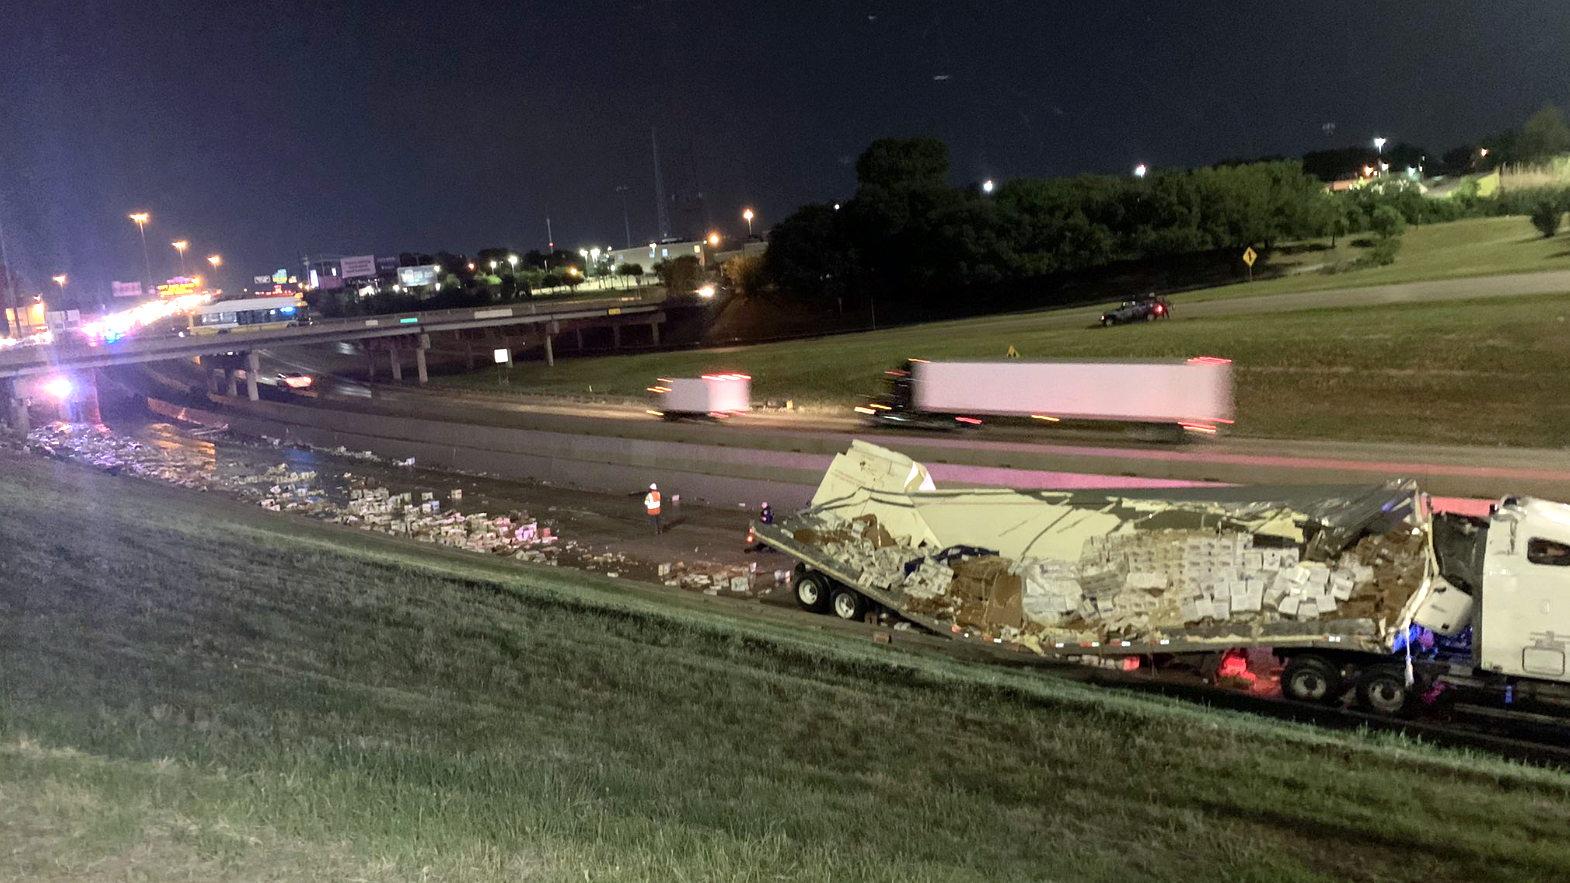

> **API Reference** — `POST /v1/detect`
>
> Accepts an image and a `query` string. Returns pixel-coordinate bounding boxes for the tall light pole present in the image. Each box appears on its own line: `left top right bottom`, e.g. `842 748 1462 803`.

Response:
615 185 632 248
51 274 66 309
171 239 189 276
129 212 152 290
1373 137 1387 175
743 207 754 238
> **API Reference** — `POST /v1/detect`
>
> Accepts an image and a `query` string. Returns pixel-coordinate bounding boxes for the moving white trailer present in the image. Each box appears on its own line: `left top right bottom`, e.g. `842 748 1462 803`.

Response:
858 358 1234 434
648 374 751 420
757 441 1570 718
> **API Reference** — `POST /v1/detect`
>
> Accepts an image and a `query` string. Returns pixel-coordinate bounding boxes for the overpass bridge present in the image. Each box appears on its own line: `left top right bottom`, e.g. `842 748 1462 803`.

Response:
1 294 667 424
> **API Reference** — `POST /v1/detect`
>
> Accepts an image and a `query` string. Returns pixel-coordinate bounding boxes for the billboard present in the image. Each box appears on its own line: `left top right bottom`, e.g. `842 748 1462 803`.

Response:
253 274 272 285
375 255 399 273
398 265 439 287
340 254 376 279
112 281 144 299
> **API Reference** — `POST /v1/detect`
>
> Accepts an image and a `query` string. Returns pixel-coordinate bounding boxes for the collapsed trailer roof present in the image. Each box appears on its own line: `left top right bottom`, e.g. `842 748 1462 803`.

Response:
809 442 1418 562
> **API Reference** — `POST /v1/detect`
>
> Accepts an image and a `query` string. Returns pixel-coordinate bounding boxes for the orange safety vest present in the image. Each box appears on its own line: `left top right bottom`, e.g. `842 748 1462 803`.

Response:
644 490 661 516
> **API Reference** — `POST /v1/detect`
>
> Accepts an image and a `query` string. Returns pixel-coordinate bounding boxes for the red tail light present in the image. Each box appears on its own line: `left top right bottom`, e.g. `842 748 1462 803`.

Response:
1154 304 1165 314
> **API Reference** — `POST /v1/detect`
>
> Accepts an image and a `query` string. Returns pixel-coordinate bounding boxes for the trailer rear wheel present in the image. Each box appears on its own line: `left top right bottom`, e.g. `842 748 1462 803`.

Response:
1356 665 1412 716
794 573 832 613
831 587 867 621
1281 655 1342 705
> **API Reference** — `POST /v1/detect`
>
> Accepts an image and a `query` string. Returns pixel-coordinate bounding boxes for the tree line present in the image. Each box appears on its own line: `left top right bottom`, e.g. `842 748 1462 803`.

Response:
763 110 1570 316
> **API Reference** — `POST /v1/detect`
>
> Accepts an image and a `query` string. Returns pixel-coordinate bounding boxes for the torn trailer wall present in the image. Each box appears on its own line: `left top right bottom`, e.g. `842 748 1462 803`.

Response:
767 442 1437 656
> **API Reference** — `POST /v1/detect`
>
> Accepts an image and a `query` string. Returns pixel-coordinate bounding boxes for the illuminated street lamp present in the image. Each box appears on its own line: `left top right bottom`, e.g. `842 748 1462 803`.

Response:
743 207 755 237
128 212 152 287
1133 164 1148 178
489 259 498 275
706 232 720 247
171 239 189 276
507 254 518 272
52 274 67 301
207 254 221 268
982 179 995 194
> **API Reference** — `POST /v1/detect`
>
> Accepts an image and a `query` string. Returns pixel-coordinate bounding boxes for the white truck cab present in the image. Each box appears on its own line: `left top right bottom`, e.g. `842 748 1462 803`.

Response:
1478 497 1570 683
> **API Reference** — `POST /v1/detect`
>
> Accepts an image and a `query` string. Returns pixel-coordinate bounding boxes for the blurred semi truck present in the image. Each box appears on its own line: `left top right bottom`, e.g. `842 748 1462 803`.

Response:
755 441 1570 719
856 358 1234 435
647 374 751 420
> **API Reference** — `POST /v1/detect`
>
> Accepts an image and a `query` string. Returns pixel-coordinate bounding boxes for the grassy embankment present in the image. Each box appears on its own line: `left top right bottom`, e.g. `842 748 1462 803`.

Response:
1190 215 1570 302
4 454 1570 881
451 292 1570 448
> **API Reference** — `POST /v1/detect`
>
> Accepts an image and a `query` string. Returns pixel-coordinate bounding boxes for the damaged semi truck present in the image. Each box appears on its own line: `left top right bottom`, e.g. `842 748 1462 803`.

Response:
753 441 1570 718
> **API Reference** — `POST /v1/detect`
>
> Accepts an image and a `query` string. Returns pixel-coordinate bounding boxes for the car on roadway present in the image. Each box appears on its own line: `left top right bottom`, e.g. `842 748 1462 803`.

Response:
1099 294 1170 326
277 372 314 390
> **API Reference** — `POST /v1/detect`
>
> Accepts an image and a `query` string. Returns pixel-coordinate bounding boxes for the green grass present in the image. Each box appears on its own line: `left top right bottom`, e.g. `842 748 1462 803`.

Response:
1189 216 1570 302
450 293 1570 447
5 455 1570 881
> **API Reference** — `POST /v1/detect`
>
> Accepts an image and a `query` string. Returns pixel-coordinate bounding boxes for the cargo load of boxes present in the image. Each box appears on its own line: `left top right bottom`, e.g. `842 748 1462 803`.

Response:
766 442 1432 652
790 513 1426 647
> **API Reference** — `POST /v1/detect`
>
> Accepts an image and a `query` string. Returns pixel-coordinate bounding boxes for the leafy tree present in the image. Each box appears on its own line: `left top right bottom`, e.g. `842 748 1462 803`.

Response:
653 255 704 295
720 255 766 297
617 263 645 279
1369 204 1407 239
855 137 950 190
1519 105 1570 164
1530 194 1566 237
762 203 855 308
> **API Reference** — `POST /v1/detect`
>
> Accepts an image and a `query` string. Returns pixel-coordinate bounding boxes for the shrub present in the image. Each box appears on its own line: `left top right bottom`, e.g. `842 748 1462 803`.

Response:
1530 196 1566 238
1362 236 1403 266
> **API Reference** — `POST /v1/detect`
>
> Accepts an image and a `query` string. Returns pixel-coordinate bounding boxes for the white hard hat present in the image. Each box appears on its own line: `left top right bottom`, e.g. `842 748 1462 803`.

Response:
650 483 658 489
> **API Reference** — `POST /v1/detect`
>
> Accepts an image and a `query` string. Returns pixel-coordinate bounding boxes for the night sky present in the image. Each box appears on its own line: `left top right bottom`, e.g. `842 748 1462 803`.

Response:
3 0 1567 305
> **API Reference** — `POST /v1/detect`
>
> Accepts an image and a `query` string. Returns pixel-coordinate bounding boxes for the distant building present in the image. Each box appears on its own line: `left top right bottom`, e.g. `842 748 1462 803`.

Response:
605 238 766 272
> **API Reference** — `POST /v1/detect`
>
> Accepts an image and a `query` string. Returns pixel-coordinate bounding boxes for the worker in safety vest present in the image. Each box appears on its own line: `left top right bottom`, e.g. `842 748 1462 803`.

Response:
744 502 773 551
644 483 662 535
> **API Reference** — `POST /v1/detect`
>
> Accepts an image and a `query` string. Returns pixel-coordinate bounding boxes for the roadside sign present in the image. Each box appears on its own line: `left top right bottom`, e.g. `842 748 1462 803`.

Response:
1242 247 1257 267
1006 345 1020 358
493 348 510 364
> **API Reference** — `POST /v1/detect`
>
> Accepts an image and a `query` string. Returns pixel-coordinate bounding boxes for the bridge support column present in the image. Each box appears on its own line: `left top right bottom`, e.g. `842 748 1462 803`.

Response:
612 325 621 350
464 337 475 370
245 352 260 402
416 334 429 385
226 370 239 398
210 368 225 395
650 320 660 346
368 349 377 382
575 327 584 349
543 333 554 367
389 344 403 382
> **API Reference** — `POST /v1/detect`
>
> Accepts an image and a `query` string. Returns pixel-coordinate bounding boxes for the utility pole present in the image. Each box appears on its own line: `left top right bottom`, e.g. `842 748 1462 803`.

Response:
652 127 671 242
615 185 632 248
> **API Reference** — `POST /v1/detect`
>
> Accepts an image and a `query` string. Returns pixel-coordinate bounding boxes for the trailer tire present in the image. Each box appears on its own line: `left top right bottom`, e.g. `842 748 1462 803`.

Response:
794 572 832 614
831 587 867 621
1356 664 1412 717
1281 655 1342 705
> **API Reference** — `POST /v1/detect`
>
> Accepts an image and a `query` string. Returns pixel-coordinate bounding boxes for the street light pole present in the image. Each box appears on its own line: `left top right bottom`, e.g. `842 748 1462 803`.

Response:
172 240 189 276
616 185 632 248
743 208 754 238
129 213 152 292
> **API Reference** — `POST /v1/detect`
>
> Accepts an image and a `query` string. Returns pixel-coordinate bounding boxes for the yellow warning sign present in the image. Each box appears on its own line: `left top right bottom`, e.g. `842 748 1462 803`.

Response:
1006 345 1020 358
1242 247 1258 267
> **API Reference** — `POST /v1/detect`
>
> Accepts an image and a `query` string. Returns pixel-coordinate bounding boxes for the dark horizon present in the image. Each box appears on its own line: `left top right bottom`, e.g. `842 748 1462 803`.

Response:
2 0 1567 306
